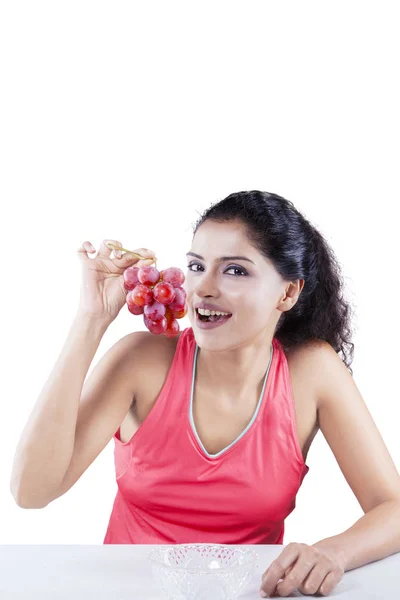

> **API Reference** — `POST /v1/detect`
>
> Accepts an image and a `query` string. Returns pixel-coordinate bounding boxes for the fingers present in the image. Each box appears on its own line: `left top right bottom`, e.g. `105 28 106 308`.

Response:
77 240 156 267
98 239 121 258
114 247 156 267
117 254 153 268
77 241 96 262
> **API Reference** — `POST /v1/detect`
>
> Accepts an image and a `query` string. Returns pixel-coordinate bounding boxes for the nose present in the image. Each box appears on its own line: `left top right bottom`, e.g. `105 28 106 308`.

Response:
192 271 221 301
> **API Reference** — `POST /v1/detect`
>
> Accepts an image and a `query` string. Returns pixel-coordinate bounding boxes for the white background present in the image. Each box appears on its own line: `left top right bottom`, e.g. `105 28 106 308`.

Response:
1 1 399 544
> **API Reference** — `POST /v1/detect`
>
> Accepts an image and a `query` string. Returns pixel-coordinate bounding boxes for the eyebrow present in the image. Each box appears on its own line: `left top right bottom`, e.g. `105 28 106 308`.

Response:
186 252 255 265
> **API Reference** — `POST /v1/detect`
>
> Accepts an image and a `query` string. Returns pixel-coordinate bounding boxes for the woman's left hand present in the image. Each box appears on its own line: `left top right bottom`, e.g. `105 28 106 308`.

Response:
259 542 346 597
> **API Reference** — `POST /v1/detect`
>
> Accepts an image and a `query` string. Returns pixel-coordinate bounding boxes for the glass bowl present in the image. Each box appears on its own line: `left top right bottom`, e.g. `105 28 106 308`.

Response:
147 543 259 600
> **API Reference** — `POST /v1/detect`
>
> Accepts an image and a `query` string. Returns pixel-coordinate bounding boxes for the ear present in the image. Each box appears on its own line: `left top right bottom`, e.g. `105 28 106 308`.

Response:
280 279 304 308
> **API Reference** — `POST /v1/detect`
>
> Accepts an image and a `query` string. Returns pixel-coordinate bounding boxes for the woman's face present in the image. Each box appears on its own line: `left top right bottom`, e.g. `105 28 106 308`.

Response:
182 219 289 349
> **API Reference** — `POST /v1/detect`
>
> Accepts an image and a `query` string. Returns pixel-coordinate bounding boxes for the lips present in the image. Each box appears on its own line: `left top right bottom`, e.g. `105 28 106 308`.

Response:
194 302 232 314
195 309 232 329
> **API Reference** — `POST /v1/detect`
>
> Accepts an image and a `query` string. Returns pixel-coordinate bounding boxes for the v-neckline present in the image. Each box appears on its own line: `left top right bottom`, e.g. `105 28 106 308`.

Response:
188 341 274 459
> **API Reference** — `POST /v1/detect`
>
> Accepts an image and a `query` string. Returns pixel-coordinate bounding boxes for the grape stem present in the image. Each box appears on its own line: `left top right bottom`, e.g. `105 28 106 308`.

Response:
106 242 157 268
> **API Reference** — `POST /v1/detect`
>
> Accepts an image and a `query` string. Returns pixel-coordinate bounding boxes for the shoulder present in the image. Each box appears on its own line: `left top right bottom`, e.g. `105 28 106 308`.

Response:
283 338 334 399
124 329 182 402
284 338 343 407
283 337 332 365
283 337 330 367
125 328 182 368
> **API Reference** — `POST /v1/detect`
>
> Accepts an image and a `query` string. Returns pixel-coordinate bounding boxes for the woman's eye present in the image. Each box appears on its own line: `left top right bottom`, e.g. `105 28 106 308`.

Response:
186 263 202 272
186 263 247 276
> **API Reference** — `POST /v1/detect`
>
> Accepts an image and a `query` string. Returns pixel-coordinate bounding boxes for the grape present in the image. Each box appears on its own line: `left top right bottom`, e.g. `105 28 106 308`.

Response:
143 314 168 334
164 308 174 323
170 305 188 319
128 305 145 316
161 267 185 287
126 291 145 315
164 318 180 338
123 259 187 337
168 287 186 312
123 266 140 291
131 284 154 307
144 300 166 321
138 266 160 286
153 281 176 305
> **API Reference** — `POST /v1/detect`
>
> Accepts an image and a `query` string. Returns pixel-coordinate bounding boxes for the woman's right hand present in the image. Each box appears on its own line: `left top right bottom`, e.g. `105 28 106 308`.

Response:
76 239 156 323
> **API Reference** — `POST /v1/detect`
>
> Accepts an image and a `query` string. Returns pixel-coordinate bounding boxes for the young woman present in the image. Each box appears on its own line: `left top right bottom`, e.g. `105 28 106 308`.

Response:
11 190 400 597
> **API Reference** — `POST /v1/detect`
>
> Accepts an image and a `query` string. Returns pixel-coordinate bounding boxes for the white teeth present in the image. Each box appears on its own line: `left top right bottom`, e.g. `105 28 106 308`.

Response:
197 308 231 317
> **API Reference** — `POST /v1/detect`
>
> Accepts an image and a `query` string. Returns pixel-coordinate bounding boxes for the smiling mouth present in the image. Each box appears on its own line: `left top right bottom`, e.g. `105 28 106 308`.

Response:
195 309 233 322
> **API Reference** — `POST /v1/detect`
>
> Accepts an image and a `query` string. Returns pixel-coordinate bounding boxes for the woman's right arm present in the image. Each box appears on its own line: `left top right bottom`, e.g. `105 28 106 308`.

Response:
10 312 113 508
10 238 156 509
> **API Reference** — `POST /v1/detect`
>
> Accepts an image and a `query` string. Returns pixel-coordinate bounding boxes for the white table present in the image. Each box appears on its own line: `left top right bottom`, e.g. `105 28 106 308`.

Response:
0 544 398 598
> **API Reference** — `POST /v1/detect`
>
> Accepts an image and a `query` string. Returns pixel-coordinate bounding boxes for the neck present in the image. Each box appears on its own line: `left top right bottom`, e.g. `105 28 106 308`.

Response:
195 330 274 407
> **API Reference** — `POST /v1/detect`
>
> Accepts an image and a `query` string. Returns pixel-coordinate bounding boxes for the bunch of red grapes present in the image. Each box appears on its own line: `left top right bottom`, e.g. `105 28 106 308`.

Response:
123 265 187 337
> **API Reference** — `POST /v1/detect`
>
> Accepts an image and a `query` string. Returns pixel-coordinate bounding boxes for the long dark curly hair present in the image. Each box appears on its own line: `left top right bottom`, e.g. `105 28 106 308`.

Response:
192 190 356 375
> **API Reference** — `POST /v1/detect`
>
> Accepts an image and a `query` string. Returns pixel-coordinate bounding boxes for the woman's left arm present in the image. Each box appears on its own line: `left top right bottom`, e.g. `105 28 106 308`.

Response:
260 342 400 597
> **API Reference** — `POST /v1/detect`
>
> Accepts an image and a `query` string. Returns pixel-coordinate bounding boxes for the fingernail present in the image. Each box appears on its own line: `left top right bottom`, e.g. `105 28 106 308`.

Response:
260 591 268 598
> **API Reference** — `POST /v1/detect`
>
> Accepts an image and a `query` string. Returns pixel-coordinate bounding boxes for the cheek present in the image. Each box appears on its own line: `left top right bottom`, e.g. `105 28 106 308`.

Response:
237 293 276 322
240 305 267 324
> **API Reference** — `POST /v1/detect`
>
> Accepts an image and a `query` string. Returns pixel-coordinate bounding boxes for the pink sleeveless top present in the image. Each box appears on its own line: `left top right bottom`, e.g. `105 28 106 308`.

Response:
103 326 310 545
